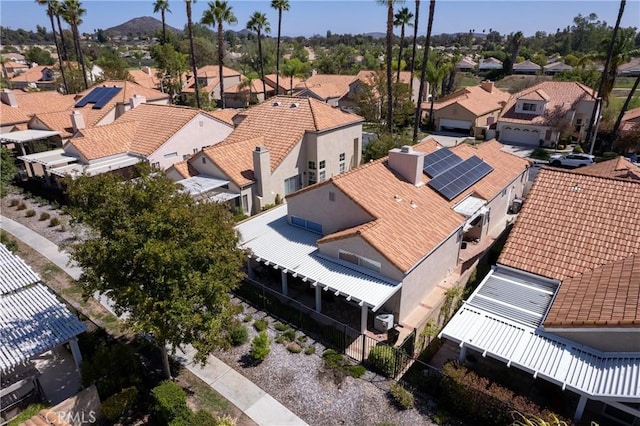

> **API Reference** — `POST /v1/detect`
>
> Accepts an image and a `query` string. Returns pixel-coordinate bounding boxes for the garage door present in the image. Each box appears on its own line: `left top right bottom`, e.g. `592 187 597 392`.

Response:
439 118 472 131
500 127 540 145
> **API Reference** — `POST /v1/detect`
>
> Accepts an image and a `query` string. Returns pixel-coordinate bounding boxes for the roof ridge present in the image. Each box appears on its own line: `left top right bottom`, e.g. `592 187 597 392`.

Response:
543 164 640 185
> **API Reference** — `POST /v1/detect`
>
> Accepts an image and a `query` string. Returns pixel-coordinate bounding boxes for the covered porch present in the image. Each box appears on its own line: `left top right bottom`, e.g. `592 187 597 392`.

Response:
177 174 241 205
0 130 62 157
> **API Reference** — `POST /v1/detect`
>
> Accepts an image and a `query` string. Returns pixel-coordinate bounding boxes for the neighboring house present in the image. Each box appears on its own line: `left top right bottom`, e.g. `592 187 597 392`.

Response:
427 81 509 138
440 166 640 423
543 61 573 75
264 73 305 95
342 70 428 110
88 64 104 83
497 81 596 146
293 74 359 107
236 139 529 343
0 89 76 133
1 52 27 64
455 56 477 72
573 156 640 180
478 57 503 73
181 65 243 104
512 59 541 75
10 65 57 90
166 96 364 214
224 78 273 108
128 66 160 89
618 58 640 77
2 61 29 79
20 103 233 181
619 106 640 136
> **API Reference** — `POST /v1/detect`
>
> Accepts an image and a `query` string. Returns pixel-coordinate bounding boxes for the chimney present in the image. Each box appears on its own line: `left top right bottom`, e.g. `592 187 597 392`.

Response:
252 146 273 204
70 110 85 132
1 89 18 107
142 66 151 75
129 94 146 109
481 80 494 93
388 145 425 186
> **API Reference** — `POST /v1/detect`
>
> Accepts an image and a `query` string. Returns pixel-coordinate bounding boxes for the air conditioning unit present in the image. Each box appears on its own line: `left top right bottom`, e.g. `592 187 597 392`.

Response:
510 198 524 214
374 313 394 333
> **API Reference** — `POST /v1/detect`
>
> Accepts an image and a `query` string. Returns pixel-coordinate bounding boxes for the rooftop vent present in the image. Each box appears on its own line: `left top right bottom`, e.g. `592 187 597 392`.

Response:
291 102 299 108
273 101 281 107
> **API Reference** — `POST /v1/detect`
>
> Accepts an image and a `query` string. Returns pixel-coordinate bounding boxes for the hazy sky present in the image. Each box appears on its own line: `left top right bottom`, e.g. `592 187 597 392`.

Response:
1 0 638 38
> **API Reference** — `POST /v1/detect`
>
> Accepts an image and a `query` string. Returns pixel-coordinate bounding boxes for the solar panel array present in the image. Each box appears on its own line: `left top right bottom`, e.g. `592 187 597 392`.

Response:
74 87 122 109
422 148 463 177
428 155 494 200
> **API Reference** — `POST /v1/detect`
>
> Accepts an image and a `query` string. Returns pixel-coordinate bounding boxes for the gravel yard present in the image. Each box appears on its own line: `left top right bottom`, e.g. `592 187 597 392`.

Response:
1 189 440 426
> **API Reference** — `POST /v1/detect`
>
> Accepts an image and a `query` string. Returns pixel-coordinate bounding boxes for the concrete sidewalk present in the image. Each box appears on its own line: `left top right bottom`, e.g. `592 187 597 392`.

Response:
1 215 307 426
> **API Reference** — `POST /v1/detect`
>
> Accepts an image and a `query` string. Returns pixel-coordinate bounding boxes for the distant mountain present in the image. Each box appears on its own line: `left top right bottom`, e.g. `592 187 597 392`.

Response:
104 17 181 38
364 32 387 39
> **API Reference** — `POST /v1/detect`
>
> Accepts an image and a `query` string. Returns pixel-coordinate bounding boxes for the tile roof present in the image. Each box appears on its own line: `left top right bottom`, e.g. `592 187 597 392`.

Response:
573 156 640 181
1 90 76 126
622 106 640 123
300 139 528 272
225 78 267 94
544 253 640 328
499 81 596 125
297 74 358 99
169 160 199 179
182 65 242 93
128 67 160 89
499 167 640 281
431 84 510 116
29 110 76 138
69 120 139 160
513 60 541 71
201 96 363 186
208 108 239 126
264 73 305 92
9 65 52 83
355 70 415 86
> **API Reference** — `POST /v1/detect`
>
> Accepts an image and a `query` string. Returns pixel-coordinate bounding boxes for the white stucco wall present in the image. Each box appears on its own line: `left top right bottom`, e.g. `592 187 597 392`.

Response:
305 123 363 184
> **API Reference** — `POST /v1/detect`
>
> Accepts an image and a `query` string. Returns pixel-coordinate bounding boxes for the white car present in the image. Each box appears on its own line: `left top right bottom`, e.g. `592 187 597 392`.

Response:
549 153 595 168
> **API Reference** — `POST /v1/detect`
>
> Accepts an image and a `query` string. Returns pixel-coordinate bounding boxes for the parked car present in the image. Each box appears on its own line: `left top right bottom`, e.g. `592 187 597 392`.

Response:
549 153 595 168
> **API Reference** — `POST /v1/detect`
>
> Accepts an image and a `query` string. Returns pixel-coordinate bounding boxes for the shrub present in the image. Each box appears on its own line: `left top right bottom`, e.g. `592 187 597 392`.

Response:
250 332 271 362
274 193 282 205
283 329 296 342
297 335 308 343
287 343 302 353
0 230 18 252
152 380 189 425
49 217 60 227
557 144 566 150
572 145 584 153
389 383 414 409
367 345 397 377
253 319 267 331
274 322 288 331
9 198 19 207
229 303 244 315
529 148 550 161
228 322 248 346
242 314 253 323
345 365 366 378
602 151 618 159
7 403 47 426
322 349 343 368
214 415 237 426
188 410 218 426
100 386 138 422
81 342 143 399
275 334 286 344
39 212 50 221
25 209 36 217
16 201 26 210
304 346 316 355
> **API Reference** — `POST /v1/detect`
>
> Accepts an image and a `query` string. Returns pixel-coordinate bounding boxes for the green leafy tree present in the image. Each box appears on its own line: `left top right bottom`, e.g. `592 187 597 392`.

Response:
65 165 245 379
153 0 171 44
0 147 17 196
363 131 413 162
599 26 635 105
152 43 188 102
425 57 447 128
178 36 216 68
246 12 270 99
24 46 55 66
202 0 237 109
95 47 130 81
282 58 307 94
185 0 200 109
394 6 413 82
61 0 88 89
271 0 290 95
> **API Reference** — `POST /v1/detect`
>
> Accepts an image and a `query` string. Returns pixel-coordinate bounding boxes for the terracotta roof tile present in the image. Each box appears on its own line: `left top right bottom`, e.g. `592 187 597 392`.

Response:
622 106 640 123
264 73 304 92
201 96 362 186
298 74 358 99
544 253 640 328
70 120 138 160
208 108 238 126
128 67 160 89
499 81 596 125
9 65 52 83
1 90 76 126
182 65 241 93
30 110 76 137
499 168 640 281
169 160 199 179
573 157 640 181
431 84 510 116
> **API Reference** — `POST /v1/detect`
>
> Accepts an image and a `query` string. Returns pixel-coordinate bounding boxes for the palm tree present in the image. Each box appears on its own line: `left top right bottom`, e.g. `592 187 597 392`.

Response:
378 0 396 132
507 31 523 75
409 0 420 94
50 1 70 69
202 0 237 109
185 0 200 109
600 27 634 105
412 0 436 142
37 0 68 93
62 0 88 90
271 0 290 95
153 0 171 44
426 58 446 126
246 12 270 100
394 7 413 82
611 74 639 144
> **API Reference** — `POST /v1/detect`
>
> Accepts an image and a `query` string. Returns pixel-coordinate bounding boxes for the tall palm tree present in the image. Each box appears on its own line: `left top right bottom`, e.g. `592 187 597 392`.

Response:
246 12 270 100
394 7 413 82
426 58 446 126
202 0 237 109
379 0 396 132
409 0 419 94
611 74 639 144
271 0 290 95
50 0 70 68
62 0 88 90
37 0 68 93
599 27 634 105
507 31 523 75
185 0 200 109
412 0 436 142
153 0 171 44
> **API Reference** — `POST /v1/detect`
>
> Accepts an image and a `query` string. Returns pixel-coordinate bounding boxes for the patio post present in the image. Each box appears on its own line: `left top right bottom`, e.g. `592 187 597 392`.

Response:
247 258 254 279
574 394 588 421
315 285 321 312
68 337 83 370
281 270 288 296
458 344 467 363
360 304 368 334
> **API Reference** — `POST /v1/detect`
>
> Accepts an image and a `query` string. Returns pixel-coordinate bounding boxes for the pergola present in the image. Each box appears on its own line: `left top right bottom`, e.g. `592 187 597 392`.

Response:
0 130 61 156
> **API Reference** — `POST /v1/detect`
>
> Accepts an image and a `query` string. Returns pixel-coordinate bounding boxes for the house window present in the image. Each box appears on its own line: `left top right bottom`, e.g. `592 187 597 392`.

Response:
183 154 190 161
339 163 346 173
339 153 345 173
319 171 326 181
290 215 323 234
308 161 316 170
199 120 204 127
202 157 207 164
329 191 335 202
338 250 382 273
193 148 199 153
576 118 583 125
501 188 507 197
151 162 160 168
164 152 178 158
284 175 301 195
241 195 248 213
319 160 326 169
308 171 317 185
339 153 345 161
522 103 537 112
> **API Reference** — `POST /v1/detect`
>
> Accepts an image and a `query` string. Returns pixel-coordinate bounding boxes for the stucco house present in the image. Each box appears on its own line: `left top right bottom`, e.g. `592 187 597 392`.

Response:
497 81 596 146
440 164 640 423
620 106 640 137
543 61 573 75
224 78 273 108
455 56 477 72
237 139 529 344
478 57 503 73
9 65 57 90
166 96 364 214
264 73 305 95
0 89 76 133
340 70 428 110
2 61 29 79
181 65 243 105
427 81 509 138
293 73 360 107
512 59 541 75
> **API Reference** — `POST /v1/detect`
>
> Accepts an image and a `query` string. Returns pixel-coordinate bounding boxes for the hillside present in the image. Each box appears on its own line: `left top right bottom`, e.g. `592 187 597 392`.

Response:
104 16 181 38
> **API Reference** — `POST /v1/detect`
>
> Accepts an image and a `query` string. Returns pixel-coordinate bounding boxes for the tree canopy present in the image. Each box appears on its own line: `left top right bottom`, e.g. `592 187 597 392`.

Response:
65 165 246 378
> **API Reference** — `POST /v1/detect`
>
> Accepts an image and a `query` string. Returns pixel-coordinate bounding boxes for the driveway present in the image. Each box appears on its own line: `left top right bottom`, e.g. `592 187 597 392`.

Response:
426 133 469 147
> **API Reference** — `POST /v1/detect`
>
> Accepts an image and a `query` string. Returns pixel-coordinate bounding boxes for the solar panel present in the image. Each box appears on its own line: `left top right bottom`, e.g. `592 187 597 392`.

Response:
93 87 122 109
422 148 464 177
74 87 122 109
428 155 494 200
